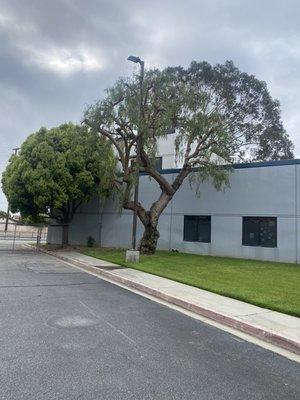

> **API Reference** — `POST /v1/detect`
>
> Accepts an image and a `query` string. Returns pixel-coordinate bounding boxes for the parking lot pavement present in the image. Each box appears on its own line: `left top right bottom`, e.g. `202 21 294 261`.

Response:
0 238 36 252
0 251 299 400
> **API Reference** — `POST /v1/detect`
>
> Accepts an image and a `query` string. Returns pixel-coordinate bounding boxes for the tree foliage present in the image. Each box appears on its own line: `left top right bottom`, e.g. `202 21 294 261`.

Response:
2 122 116 244
84 60 294 254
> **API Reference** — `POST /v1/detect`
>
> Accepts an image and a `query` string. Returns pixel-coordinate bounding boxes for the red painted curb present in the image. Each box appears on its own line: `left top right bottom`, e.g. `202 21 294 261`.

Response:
40 249 300 355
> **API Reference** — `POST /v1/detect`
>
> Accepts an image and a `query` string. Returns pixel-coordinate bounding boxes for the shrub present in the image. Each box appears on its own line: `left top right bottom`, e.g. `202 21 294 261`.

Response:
87 236 95 247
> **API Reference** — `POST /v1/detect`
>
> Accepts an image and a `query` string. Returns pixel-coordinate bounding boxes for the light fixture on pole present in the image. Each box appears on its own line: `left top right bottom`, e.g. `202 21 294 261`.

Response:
126 55 144 262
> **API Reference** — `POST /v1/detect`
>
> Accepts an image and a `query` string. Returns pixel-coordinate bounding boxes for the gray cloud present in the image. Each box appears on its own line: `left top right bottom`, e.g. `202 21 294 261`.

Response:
0 0 299 209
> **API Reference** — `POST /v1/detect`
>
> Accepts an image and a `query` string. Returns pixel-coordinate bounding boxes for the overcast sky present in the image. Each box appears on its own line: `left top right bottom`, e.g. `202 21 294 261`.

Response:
0 0 299 210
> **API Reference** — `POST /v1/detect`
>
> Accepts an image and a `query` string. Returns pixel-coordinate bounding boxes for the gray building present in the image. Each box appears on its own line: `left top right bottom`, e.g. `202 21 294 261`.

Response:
47 159 300 263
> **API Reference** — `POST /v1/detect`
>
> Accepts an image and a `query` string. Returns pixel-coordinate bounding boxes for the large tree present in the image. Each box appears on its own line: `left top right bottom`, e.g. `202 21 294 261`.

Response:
2 122 115 245
84 60 294 254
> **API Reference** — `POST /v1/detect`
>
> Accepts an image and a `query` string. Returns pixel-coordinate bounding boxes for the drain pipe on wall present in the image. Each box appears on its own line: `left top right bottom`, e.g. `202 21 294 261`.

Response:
98 197 105 247
168 173 175 251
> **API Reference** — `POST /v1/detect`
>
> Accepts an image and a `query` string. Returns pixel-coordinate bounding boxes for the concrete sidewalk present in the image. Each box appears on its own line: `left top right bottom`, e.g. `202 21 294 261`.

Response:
40 248 300 355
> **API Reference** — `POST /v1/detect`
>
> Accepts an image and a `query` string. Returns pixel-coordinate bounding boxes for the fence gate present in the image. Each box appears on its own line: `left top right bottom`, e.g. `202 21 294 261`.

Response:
0 223 47 253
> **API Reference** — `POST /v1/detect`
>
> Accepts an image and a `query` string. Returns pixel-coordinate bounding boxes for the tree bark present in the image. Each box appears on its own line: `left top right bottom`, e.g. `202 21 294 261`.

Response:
62 224 69 246
139 222 160 254
138 192 172 254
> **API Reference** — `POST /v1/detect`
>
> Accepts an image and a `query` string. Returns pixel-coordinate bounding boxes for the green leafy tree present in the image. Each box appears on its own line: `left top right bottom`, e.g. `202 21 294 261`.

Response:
84 60 294 254
2 122 116 245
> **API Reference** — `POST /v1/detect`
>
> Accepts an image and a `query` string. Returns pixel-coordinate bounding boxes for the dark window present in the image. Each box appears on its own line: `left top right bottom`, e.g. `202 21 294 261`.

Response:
184 216 211 243
242 217 277 248
166 127 175 135
155 157 163 171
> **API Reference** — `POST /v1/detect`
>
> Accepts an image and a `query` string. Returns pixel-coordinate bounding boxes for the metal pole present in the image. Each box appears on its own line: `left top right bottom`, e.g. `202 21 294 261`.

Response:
12 222 17 252
4 204 9 232
36 227 42 252
131 60 144 250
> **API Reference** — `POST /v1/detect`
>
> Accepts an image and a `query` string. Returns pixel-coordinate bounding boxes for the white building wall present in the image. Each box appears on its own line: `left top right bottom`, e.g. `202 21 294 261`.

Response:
157 132 177 169
48 161 300 263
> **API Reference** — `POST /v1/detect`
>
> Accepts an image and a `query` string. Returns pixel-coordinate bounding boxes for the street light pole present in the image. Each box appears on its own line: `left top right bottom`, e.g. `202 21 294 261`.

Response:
127 55 144 256
4 147 20 232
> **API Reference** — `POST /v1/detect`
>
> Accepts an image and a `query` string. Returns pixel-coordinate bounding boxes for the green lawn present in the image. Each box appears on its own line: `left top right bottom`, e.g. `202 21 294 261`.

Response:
79 247 300 317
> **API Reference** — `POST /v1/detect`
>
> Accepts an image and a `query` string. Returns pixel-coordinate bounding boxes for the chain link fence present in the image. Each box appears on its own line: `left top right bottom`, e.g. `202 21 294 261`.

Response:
0 222 47 252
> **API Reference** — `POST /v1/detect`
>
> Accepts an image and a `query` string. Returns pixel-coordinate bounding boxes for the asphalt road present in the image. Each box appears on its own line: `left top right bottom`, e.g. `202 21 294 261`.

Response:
0 250 299 400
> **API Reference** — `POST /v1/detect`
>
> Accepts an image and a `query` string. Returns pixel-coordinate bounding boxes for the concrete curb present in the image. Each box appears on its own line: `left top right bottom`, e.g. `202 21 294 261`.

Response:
40 248 300 355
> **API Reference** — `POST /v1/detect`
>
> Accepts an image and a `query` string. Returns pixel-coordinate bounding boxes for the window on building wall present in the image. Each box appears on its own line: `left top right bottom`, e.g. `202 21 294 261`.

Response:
242 217 277 248
166 127 175 135
155 157 163 171
184 216 211 243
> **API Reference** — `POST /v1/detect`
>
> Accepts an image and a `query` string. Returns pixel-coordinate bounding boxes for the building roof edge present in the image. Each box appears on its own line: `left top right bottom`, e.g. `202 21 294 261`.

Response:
150 159 300 176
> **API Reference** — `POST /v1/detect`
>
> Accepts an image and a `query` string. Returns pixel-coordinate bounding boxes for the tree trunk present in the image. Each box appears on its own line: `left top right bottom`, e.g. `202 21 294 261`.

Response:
62 224 69 246
124 191 173 255
139 223 160 254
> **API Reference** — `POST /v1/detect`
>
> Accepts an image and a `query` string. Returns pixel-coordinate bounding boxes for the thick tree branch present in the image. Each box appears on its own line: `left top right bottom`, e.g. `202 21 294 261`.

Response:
140 148 174 196
98 127 126 168
149 191 172 225
172 163 192 192
123 200 149 226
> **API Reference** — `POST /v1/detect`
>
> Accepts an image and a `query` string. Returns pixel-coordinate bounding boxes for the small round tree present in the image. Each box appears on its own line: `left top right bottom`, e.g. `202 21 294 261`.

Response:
2 122 116 245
